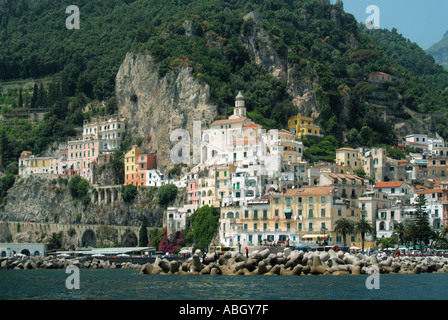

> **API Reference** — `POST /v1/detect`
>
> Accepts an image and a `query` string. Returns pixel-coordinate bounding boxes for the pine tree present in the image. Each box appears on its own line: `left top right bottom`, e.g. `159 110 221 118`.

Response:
30 83 38 109
413 194 432 250
139 219 149 247
18 88 23 108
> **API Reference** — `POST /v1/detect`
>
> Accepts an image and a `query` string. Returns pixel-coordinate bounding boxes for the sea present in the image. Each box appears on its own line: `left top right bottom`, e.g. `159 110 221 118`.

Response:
0 269 447 301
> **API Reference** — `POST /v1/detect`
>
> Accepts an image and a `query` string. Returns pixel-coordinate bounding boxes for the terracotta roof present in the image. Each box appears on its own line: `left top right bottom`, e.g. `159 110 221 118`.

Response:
374 181 404 189
417 189 442 194
243 124 259 128
273 186 335 197
337 147 357 151
211 117 249 126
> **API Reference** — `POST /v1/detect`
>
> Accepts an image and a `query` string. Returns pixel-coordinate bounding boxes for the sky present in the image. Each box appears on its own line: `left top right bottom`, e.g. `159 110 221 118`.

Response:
339 0 448 50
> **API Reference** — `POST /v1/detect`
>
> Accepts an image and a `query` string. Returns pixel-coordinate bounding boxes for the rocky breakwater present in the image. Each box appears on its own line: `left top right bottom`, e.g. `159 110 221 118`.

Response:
0 256 142 270
140 248 448 276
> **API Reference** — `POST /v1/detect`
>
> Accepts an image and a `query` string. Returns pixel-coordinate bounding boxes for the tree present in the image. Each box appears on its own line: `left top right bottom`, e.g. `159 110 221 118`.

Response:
68 175 90 205
18 88 23 108
149 228 163 248
184 205 219 251
139 219 149 247
47 231 64 250
157 184 178 205
413 194 432 250
122 184 138 203
354 218 373 252
334 218 355 247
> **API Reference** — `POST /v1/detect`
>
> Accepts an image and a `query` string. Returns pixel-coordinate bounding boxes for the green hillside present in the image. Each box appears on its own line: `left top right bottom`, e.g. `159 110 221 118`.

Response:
0 0 448 168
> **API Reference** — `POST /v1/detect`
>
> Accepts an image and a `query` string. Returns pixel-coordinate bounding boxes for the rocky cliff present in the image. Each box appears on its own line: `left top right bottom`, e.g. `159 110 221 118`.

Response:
116 53 218 172
240 12 320 119
427 31 448 71
0 175 182 228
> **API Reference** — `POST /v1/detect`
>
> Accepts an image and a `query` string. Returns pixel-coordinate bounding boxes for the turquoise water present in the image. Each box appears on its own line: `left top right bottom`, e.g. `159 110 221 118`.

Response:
0 269 447 300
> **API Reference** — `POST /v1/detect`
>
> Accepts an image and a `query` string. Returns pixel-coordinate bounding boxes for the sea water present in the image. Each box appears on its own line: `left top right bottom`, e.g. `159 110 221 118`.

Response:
1 269 447 300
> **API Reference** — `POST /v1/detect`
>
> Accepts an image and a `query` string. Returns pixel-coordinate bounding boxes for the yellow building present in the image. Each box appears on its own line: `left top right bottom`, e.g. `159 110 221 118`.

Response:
18 151 59 176
219 186 361 246
288 114 322 138
124 146 142 186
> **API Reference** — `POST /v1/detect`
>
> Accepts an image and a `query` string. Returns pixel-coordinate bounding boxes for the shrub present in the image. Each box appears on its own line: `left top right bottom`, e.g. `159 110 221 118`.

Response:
122 184 138 203
157 184 178 205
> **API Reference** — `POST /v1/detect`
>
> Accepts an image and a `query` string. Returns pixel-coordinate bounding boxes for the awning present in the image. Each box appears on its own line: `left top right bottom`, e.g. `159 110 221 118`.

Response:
302 234 325 239
283 209 292 213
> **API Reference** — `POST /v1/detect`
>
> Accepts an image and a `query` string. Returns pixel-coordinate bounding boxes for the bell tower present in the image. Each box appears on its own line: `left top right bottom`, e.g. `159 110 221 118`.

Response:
230 91 246 119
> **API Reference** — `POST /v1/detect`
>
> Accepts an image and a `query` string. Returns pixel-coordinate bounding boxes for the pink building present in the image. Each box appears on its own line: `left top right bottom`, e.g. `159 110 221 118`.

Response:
186 172 199 205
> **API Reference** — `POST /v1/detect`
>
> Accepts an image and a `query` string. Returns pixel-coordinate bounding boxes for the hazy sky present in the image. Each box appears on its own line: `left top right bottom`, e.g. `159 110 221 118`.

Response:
340 0 448 50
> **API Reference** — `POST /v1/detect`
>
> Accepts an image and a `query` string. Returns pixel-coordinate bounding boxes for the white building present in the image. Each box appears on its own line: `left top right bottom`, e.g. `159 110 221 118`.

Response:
145 169 167 187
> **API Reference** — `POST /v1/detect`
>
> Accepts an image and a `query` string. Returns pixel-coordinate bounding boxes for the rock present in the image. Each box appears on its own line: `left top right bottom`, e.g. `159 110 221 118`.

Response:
259 248 271 260
291 264 303 275
380 257 393 267
332 270 350 275
343 253 356 265
244 258 258 271
170 260 179 274
234 253 246 263
190 254 203 273
276 256 287 265
218 265 234 276
203 253 216 265
210 267 220 275
157 259 171 273
140 263 154 274
265 264 281 275
310 255 326 275
233 261 246 272
257 261 268 275
302 265 311 275
351 265 361 275
284 248 291 258
319 251 330 263
369 256 379 266
200 266 211 275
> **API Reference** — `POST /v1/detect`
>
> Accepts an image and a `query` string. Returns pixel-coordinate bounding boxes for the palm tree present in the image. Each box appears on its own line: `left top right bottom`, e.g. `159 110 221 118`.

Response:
334 218 355 247
354 218 373 252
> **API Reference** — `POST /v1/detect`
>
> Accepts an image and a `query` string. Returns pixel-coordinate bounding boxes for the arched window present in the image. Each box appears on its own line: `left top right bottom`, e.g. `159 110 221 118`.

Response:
227 212 234 219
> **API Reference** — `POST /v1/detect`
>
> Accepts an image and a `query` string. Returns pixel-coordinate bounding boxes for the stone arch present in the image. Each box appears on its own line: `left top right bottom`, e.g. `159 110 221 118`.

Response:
121 230 138 247
21 249 30 256
81 229 97 247
1 251 6 257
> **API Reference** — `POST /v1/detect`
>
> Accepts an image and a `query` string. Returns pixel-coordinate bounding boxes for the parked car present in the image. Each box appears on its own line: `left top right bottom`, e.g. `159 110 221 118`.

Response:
178 247 193 257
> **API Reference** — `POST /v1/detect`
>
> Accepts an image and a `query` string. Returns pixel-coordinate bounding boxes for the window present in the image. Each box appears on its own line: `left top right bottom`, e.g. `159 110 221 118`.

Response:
244 211 249 218
321 208 325 217
309 197 313 204
321 196 325 203
253 210 258 220
263 210 268 219
309 209 313 218
298 223 302 231
309 223 313 231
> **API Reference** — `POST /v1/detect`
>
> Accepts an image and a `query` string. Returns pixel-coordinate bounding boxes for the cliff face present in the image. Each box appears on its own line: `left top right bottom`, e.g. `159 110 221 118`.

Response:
116 53 218 172
0 175 167 228
240 13 319 118
427 31 448 71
